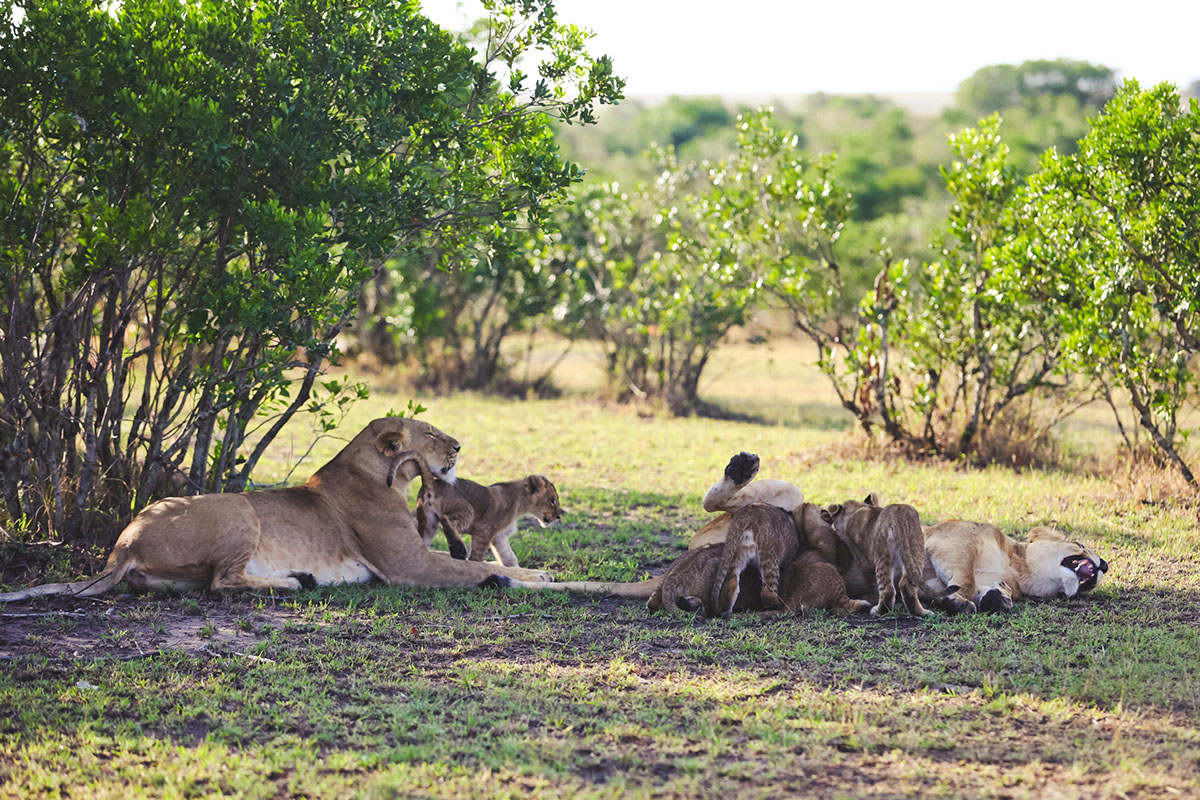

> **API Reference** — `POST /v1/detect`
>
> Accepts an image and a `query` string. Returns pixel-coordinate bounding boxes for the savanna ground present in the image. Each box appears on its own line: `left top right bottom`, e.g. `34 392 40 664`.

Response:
2 340 1199 799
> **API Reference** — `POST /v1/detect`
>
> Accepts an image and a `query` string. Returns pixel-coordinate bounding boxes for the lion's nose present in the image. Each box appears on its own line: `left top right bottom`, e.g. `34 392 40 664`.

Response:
452 441 461 453
1099 559 1109 573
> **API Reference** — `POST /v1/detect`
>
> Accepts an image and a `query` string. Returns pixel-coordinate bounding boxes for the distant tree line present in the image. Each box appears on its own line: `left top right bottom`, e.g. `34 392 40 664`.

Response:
3 0 1197 560
358 63 1200 484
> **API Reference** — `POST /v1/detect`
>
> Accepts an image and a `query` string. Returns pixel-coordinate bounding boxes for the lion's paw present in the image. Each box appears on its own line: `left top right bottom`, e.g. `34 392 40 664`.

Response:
941 593 977 614
478 575 513 589
289 571 318 592
978 586 1013 613
724 451 760 485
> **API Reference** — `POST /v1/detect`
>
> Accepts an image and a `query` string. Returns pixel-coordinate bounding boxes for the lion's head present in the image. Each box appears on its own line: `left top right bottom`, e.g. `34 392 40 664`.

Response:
366 417 460 490
524 475 563 526
1025 526 1108 597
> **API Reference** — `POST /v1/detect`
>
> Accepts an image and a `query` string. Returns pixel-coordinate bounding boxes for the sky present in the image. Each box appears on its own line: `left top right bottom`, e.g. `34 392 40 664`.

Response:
419 0 1200 97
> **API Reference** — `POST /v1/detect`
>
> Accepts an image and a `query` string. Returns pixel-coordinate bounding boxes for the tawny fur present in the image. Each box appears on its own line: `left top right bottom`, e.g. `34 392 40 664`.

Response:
921 521 1108 613
710 504 801 617
0 418 553 602
417 474 561 567
822 495 930 617
778 554 872 616
776 504 871 615
646 544 730 615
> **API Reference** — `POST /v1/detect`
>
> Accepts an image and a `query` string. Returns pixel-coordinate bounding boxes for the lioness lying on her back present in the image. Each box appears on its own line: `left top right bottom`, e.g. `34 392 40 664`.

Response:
922 521 1108 613
417 474 562 567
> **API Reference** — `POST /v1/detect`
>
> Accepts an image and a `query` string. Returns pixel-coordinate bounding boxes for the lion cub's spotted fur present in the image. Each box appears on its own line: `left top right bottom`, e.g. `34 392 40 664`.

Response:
648 502 867 617
779 555 872 616
647 544 736 615
778 504 871 615
711 504 800 617
417 474 561 567
822 495 929 617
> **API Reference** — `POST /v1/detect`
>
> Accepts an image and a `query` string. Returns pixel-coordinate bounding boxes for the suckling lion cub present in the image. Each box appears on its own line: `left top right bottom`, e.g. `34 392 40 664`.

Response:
648 502 867 617
417 474 562 567
778 503 871 616
646 543 736 616
822 495 929 617
711 503 800 617
778 556 872 616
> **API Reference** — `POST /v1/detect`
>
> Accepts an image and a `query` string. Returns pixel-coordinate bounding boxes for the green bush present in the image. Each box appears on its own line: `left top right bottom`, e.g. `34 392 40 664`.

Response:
0 0 621 541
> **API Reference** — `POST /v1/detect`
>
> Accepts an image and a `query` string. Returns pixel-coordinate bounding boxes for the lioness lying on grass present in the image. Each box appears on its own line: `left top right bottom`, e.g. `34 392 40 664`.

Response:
538 451 1109 617
0 418 551 602
921 520 1109 613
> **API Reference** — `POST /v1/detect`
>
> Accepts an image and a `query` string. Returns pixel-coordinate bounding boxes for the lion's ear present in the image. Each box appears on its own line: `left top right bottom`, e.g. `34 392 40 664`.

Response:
525 475 545 494
820 505 840 524
1027 526 1061 543
865 492 881 506
375 431 406 456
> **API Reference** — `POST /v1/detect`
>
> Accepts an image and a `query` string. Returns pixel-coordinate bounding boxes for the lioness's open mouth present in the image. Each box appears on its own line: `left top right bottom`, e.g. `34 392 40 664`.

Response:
1062 555 1104 591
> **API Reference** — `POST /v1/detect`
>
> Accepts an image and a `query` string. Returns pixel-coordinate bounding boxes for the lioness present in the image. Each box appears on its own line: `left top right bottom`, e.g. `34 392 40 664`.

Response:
416 474 562 567
922 521 1108 613
821 495 929 617
0 418 551 602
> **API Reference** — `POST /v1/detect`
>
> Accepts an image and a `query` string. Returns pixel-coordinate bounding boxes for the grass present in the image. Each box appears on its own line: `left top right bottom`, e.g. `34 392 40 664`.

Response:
2 342 1199 798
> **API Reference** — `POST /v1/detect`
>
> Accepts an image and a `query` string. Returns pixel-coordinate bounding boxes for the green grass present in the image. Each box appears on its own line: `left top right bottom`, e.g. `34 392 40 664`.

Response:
2 355 1199 798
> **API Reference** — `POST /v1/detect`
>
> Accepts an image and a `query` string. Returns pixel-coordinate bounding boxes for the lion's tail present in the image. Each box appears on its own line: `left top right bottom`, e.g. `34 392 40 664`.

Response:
538 574 664 598
0 553 133 603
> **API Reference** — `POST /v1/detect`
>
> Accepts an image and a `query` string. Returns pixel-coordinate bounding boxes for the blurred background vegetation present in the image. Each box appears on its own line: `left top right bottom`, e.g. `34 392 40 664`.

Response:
349 50 1200 486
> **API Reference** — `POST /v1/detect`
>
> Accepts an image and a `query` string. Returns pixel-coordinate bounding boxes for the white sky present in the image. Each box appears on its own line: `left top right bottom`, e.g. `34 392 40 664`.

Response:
419 0 1200 96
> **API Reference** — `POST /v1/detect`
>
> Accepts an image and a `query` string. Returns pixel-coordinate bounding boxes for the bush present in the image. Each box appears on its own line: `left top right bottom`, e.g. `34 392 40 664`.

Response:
0 0 621 541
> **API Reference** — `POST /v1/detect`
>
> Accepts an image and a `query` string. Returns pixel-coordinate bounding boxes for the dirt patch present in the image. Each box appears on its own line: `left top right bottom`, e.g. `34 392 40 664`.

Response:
0 595 308 662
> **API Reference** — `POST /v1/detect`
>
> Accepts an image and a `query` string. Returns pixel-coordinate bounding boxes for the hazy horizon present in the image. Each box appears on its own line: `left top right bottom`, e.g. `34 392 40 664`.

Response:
420 0 1200 97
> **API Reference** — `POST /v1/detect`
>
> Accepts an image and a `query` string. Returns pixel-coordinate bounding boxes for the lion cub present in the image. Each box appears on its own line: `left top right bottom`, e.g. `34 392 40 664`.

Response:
648 503 867 617
417 474 561 567
778 504 871 616
779 555 872 616
822 495 929 617
646 544 730 615
710 503 801 617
